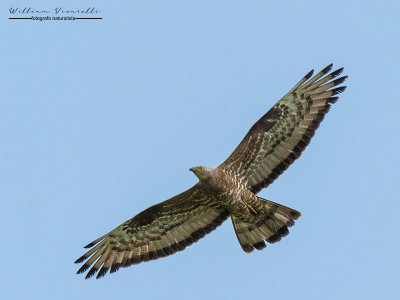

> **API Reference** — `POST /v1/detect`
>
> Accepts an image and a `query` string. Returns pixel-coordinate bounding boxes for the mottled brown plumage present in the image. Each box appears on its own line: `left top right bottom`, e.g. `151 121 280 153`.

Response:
75 64 347 279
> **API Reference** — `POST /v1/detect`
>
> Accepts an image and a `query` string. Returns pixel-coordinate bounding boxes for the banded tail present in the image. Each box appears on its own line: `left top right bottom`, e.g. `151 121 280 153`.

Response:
231 197 301 253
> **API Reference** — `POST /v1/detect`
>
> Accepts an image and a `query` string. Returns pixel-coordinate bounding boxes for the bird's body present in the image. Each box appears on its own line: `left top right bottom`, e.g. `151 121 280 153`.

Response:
192 165 301 251
75 64 347 279
192 166 267 223
191 166 258 220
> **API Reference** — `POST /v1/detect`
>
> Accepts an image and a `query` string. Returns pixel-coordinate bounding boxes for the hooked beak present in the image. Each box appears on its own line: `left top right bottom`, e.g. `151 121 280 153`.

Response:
189 167 194 172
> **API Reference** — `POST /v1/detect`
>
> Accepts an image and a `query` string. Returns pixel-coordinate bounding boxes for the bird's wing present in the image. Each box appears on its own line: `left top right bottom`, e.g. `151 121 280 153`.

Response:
220 64 347 194
75 185 229 279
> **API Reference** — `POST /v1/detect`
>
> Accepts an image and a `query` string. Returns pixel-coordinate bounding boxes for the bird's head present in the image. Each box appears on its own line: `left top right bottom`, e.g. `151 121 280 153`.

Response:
189 166 214 181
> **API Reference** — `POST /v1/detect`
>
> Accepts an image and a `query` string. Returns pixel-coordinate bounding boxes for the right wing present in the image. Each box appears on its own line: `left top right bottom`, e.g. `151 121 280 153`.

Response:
75 185 229 279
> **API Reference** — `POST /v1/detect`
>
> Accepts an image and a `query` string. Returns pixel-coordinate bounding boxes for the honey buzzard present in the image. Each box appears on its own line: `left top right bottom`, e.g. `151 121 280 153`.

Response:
75 64 347 279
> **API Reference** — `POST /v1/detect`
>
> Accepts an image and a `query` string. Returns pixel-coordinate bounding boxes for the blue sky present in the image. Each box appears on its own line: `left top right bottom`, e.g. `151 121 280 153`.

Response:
2 1 399 299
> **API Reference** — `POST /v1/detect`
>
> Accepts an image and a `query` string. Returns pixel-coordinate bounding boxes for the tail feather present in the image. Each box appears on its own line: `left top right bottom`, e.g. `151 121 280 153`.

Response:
231 197 300 253
231 215 266 253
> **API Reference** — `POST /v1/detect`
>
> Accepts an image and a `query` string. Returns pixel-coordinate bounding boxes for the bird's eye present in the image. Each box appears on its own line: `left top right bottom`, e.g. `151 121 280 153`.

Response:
200 167 204 171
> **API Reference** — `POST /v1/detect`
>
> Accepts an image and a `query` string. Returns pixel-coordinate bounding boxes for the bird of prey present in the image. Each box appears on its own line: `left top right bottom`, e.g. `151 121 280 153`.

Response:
75 64 347 279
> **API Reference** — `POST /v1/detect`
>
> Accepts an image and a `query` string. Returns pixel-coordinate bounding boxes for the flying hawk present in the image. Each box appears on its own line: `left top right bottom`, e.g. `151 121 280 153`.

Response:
75 64 347 279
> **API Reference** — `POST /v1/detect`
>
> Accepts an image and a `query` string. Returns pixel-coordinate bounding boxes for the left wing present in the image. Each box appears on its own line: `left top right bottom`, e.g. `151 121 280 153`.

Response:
75 185 229 279
220 64 347 194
